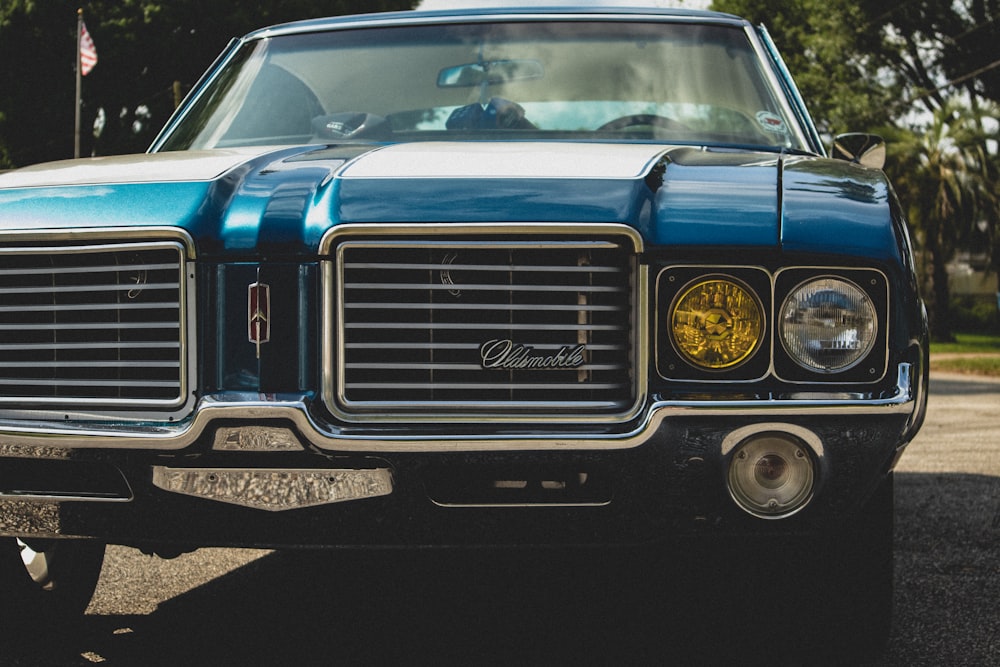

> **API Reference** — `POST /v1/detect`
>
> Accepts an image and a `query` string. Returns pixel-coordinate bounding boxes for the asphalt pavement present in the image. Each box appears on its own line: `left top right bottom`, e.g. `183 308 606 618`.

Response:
882 372 1000 666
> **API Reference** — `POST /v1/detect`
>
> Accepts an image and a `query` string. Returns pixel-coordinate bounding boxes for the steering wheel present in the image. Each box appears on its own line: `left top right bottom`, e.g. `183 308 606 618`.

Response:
597 114 689 132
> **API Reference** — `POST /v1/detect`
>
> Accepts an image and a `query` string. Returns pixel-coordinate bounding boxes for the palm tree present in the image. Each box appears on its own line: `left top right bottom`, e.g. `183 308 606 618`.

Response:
885 100 998 341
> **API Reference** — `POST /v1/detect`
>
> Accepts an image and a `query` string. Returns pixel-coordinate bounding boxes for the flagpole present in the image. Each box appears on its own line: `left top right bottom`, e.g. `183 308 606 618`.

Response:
75 8 82 158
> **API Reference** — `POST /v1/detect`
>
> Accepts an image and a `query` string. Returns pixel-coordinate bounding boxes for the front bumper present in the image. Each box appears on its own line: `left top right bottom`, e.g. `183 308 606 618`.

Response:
0 361 923 452
0 362 925 550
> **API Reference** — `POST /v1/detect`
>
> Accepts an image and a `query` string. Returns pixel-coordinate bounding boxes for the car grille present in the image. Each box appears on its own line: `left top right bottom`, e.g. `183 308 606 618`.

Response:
331 230 639 419
0 241 188 408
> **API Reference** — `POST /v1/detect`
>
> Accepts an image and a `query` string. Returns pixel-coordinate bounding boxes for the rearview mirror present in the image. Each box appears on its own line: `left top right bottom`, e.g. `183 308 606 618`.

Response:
438 59 544 88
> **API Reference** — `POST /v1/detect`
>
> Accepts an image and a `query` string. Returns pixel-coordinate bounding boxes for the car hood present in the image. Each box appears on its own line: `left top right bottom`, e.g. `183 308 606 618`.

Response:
0 142 899 261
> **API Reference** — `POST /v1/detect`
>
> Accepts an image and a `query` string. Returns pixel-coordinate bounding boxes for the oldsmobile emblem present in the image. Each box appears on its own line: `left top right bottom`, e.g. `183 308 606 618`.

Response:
248 282 271 358
480 339 586 370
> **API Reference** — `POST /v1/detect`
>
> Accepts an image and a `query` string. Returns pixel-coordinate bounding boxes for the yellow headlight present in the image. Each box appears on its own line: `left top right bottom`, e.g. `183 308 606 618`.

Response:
669 278 764 369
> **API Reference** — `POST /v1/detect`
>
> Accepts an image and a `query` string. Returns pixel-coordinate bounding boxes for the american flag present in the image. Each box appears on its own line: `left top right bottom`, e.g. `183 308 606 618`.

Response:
80 20 98 76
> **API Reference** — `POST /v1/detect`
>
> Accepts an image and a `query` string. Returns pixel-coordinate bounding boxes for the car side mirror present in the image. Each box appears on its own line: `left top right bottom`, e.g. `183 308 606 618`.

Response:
832 133 886 169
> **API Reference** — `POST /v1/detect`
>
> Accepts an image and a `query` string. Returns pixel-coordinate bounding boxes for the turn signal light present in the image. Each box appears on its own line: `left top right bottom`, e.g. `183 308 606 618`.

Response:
728 434 815 518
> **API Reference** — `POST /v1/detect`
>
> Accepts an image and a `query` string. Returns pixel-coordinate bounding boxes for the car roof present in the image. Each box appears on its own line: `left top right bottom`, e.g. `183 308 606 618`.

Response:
248 4 745 40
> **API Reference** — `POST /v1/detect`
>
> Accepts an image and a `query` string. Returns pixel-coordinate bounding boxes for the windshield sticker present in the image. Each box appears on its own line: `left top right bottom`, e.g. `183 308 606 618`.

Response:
756 111 788 134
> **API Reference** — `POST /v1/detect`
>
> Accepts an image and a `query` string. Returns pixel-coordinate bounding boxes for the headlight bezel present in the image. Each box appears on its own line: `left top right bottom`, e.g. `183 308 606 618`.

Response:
773 267 889 383
656 266 773 381
656 265 889 384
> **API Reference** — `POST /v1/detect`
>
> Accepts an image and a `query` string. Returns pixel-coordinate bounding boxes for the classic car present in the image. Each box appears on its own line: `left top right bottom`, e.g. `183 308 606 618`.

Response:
0 3 926 657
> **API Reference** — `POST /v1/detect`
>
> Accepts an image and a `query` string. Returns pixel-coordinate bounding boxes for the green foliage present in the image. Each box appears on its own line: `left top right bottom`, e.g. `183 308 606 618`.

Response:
0 0 417 166
856 0 1000 113
0 1 77 165
932 332 1000 354
950 295 1000 333
715 0 1000 123
883 101 1000 341
932 355 1000 376
710 0 901 135
713 0 1000 344
930 331 1000 378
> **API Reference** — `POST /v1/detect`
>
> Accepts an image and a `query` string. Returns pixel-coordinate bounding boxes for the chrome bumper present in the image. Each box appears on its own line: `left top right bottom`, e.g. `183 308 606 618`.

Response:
0 363 924 454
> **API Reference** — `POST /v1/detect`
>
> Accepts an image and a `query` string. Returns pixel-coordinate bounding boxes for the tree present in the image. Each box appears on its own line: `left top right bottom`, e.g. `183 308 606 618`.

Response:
713 0 1000 339
855 0 1000 113
856 1 1000 337
885 102 998 340
0 1 78 167
0 1 416 167
709 0 902 135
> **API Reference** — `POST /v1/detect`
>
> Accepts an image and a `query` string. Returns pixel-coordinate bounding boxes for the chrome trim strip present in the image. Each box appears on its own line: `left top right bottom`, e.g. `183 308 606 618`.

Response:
252 12 747 41
0 261 178 277
0 302 180 313
0 363 919 452
430 499 612 509
0 491 133 504
754 23 824 154
0 322 180 332
720 423 825 459
0 228 197 259
742 23 814 152
318 223 646 255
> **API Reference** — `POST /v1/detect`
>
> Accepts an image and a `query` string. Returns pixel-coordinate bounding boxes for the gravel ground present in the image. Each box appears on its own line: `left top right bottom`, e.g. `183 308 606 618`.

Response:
3 371 998 666
880 372 1000 666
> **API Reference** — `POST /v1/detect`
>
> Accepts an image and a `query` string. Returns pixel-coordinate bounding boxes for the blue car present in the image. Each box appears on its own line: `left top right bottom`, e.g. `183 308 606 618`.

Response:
0 4 926 656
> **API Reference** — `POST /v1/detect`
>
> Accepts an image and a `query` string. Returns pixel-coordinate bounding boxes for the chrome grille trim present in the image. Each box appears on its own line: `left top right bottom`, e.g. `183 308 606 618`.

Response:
0 237 193 411
321 223 646 423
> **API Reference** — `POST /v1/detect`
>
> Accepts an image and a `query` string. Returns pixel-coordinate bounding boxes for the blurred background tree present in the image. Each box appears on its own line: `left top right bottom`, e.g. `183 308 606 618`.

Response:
883 102 999 339
0 1 416 168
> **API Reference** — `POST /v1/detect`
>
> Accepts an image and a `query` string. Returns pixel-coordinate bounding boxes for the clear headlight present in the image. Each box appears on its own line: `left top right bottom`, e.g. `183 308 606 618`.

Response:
669 277 764 370
779 277 876 372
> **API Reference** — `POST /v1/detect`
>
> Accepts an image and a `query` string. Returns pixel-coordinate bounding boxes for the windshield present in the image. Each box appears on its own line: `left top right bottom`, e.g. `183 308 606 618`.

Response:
157 20 810 152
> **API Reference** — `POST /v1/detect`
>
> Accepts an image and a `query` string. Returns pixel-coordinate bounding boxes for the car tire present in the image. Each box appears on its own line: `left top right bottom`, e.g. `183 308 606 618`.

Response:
0 537 105 643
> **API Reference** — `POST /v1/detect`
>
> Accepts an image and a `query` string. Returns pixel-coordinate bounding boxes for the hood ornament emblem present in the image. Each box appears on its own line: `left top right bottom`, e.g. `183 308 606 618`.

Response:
248 281 270 358
127 269 148 299
440 252 461 297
